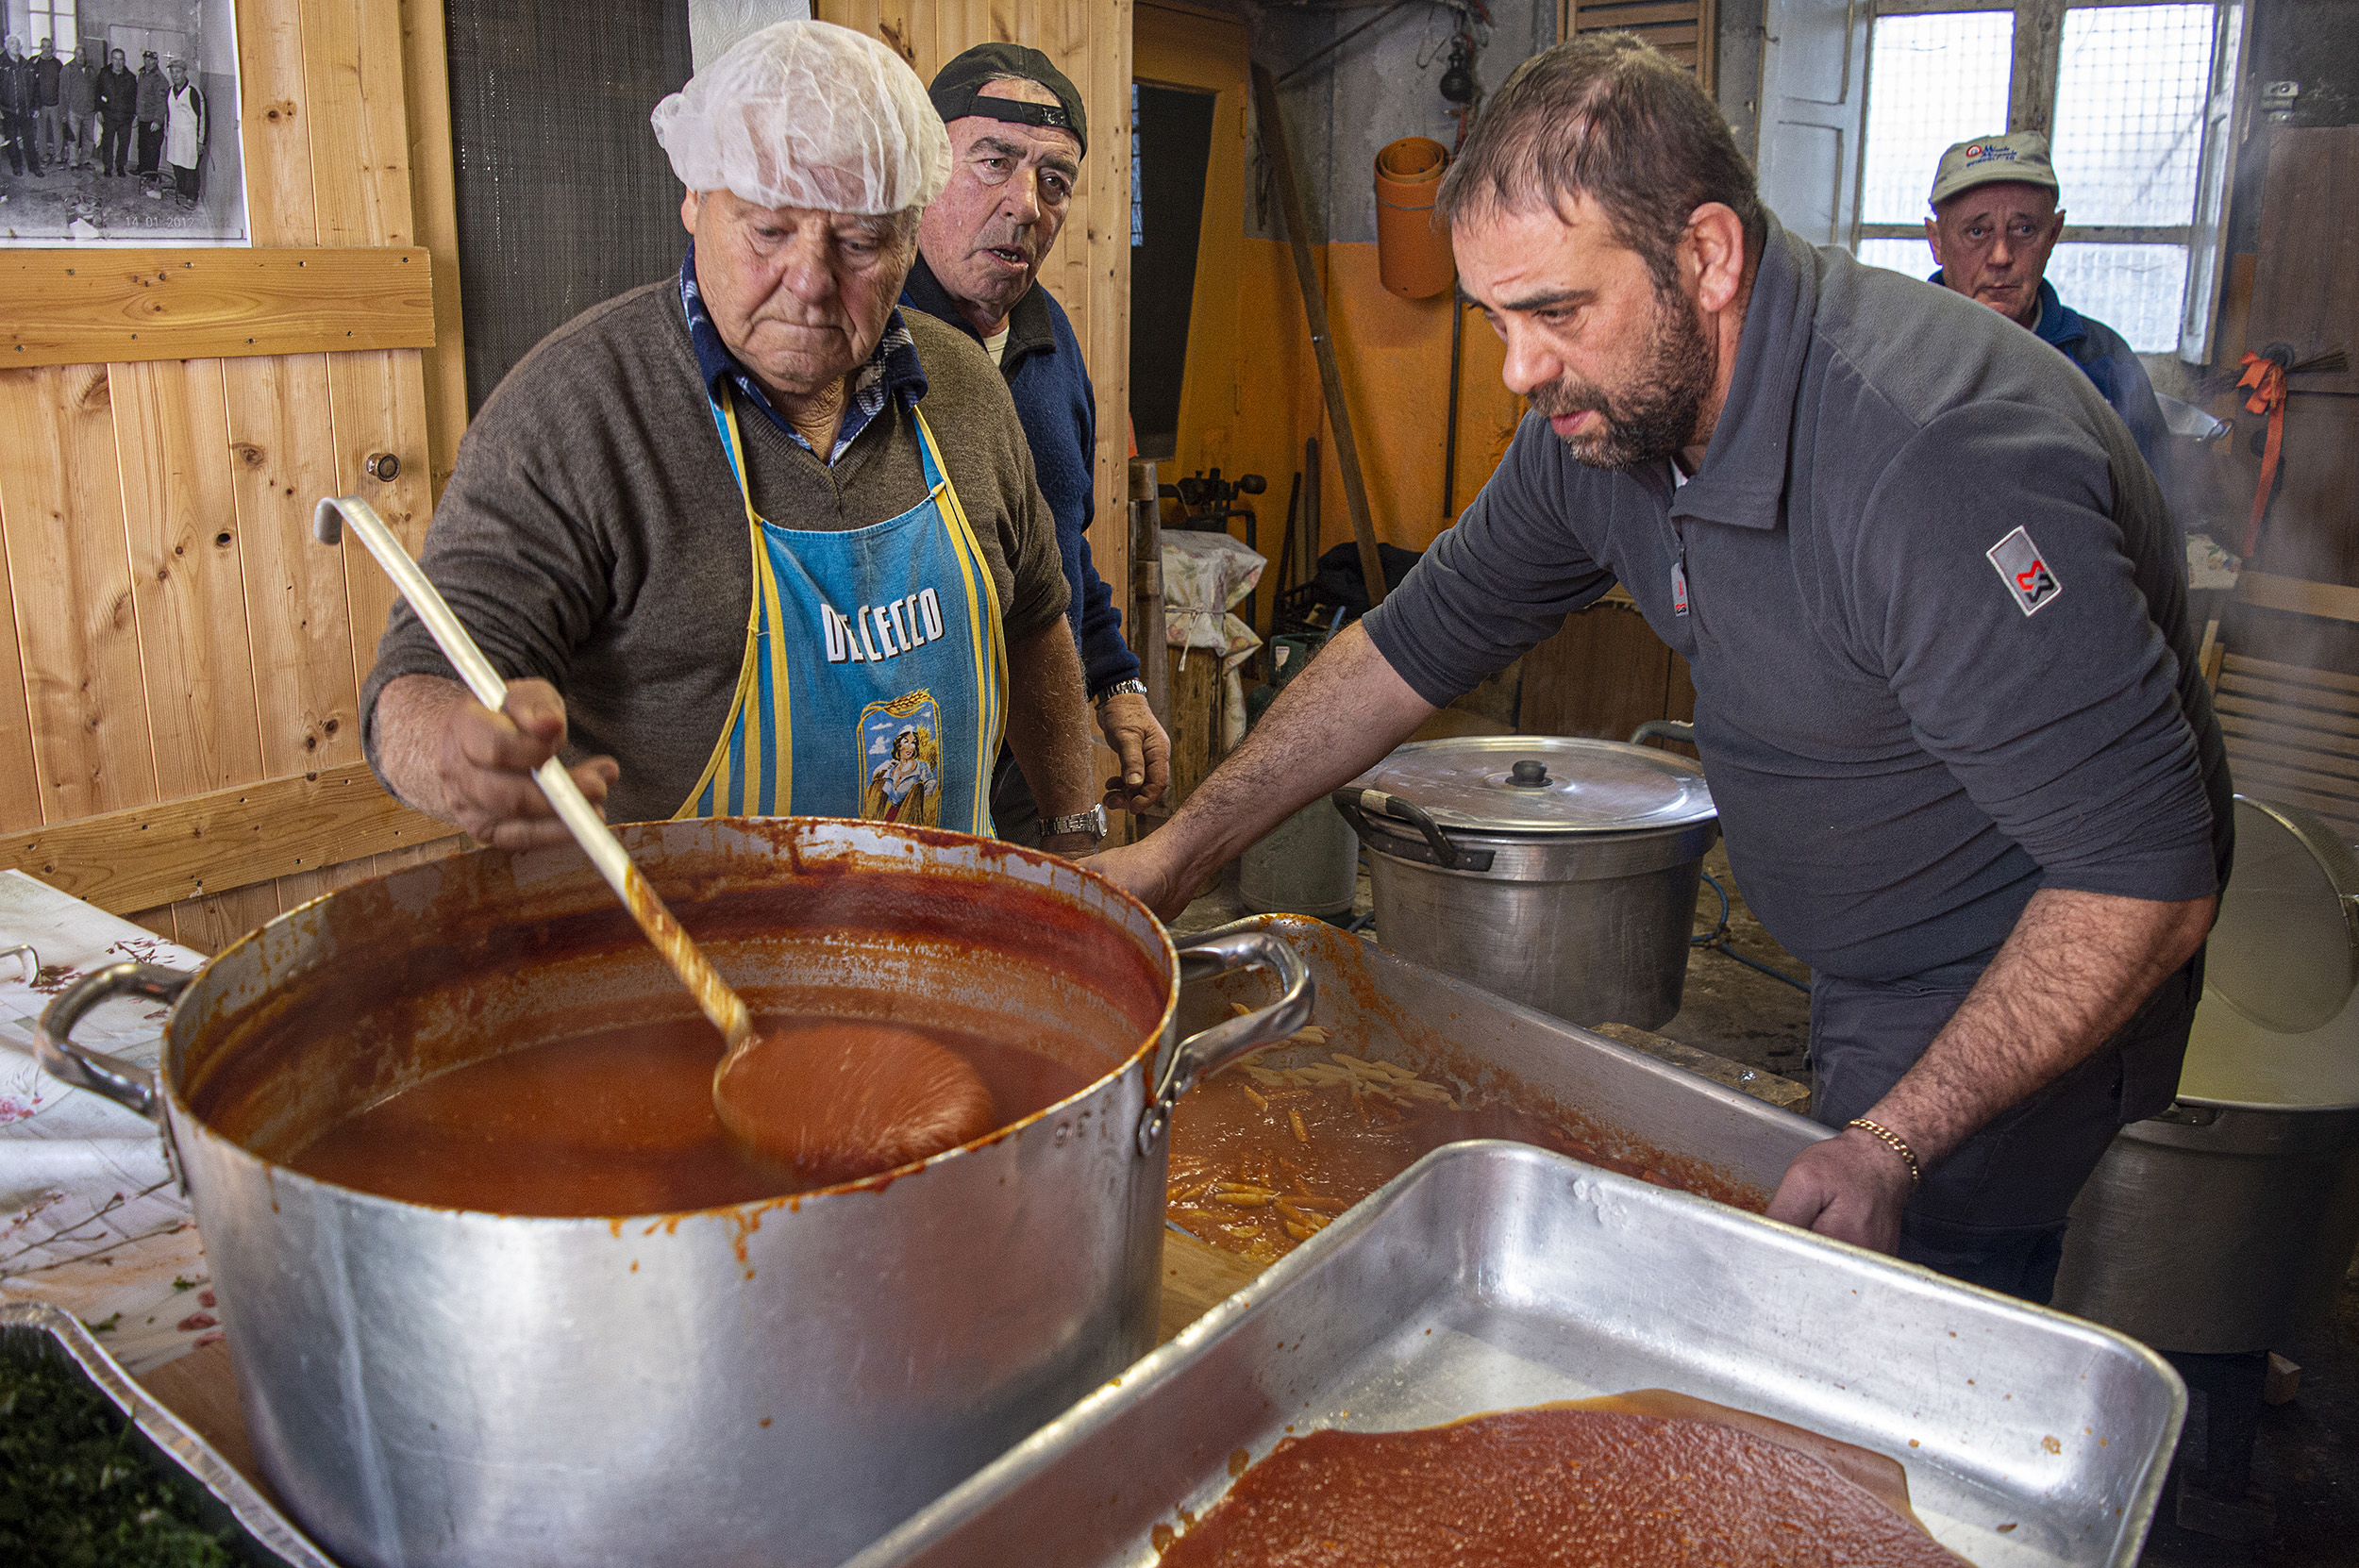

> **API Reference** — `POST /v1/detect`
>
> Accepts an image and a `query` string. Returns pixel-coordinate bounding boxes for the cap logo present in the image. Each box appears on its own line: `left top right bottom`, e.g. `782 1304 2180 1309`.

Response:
1986 526 2062 616
964 98 1073 134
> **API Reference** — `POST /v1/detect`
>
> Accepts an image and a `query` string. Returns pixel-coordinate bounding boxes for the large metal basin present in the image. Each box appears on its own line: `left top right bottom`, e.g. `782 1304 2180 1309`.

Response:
1178 912 1822 1203
38 818 1309 1568
851 1143 2186 1568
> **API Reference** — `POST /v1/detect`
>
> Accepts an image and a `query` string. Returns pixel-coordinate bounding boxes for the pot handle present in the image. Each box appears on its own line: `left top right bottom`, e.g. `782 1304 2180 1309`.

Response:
1137 927 1314 1155
36 962 193 1123
1330 786 1492 873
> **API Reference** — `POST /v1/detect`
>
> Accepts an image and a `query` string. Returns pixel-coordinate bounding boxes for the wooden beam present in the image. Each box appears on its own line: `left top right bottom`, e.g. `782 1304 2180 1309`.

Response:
1251 61 1388 610
0 762 452 913
3 248 435 369
399 0 471 503
2236 570 2359 626
2008 0 2066 137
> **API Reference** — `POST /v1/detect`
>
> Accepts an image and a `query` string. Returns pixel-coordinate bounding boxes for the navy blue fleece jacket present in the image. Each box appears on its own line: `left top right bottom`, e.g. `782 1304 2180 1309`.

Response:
903 258 1141 697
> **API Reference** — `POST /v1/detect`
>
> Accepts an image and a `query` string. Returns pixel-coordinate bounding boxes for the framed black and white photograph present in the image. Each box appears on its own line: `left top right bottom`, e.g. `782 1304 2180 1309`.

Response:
0 0 247 244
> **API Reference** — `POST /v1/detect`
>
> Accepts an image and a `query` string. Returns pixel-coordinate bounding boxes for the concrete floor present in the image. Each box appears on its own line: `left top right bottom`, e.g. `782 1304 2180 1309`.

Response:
1180 843 2359 1565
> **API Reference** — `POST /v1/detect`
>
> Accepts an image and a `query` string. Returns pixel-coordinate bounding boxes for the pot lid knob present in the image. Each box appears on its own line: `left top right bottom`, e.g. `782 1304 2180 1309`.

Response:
1508 759 1550 787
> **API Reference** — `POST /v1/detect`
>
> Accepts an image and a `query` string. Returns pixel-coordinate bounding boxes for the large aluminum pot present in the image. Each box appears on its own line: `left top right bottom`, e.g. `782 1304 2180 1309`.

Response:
1335 735 1718 1031
2053 796 2359 1353
38 817 1310 1568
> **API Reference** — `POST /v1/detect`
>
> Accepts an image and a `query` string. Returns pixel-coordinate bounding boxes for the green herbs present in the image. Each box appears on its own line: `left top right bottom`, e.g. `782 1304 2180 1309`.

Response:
0 1351 241 1567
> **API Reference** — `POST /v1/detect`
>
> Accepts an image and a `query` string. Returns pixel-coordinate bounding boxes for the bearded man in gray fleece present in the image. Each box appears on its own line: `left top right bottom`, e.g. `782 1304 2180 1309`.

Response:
362 21 1106 859
1097 35 2232 1305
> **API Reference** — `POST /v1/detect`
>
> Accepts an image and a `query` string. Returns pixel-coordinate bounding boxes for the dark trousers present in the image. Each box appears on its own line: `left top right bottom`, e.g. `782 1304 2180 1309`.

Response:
137 120 160 173
1 111 36 175
173 160 198 200
99 117 129 174
1808 951 2201 1303
989 747 1040 847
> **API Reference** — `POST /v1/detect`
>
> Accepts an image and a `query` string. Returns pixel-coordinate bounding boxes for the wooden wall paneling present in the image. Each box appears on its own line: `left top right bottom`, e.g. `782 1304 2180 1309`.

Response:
108 359 266 802
299 0 416 248
221 352 366 914
236 0 322 247
1516 601 1679 742
2249 398 2359 591
2247 128 2359 398
0 367 161 825
3 248 437 368
0 761 449 914
221 355 360 780
397 0 469 502
961 0 995 51
873 0 922 73
826 0 888 42
176 883 286 958
0 470 42 832
324 350 434 707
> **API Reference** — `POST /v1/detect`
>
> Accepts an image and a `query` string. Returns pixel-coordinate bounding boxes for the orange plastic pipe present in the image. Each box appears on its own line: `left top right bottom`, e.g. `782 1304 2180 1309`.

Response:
1374 137 1453 300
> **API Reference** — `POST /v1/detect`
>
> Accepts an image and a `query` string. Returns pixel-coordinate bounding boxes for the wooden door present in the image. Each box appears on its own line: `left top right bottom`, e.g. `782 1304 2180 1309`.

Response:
0 0 469 951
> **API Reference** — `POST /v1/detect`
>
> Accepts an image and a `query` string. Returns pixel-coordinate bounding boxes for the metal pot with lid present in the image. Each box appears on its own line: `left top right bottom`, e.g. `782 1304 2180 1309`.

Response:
1333 735 1718 1031
2053 795 2359 1353
36 817 1311 1568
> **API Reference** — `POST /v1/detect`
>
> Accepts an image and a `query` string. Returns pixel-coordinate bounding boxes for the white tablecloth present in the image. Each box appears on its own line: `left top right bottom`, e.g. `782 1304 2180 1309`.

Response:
0 869 214 1372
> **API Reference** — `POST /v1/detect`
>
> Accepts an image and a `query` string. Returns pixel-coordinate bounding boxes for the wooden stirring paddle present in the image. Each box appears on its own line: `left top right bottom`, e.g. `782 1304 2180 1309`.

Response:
315 496 993 1184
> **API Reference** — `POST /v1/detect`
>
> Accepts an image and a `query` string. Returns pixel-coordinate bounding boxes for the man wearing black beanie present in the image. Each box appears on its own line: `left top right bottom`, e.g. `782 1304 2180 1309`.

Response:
903 43 1169 846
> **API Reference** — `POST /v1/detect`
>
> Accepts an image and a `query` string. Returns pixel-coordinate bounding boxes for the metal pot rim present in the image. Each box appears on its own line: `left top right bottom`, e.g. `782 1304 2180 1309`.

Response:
152 818 1187 1223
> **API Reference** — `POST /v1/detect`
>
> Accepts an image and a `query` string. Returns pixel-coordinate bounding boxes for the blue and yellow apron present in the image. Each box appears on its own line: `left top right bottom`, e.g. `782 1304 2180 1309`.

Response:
676 387 1008 831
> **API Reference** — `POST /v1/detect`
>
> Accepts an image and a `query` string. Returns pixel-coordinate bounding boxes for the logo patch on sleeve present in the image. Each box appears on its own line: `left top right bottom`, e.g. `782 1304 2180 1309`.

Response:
1986 526 2062 616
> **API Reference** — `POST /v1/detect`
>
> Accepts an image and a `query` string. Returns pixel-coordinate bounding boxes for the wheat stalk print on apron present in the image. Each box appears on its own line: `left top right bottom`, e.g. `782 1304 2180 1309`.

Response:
678 387 1010 830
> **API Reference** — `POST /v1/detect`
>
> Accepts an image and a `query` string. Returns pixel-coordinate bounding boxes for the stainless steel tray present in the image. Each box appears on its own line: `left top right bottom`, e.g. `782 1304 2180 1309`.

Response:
1177 912 1824 1202
849 1143 2185 1568
0 1299 338 1568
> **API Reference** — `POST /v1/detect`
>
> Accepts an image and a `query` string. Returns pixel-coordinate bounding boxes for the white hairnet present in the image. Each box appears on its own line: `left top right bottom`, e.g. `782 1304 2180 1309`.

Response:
651 21 948 216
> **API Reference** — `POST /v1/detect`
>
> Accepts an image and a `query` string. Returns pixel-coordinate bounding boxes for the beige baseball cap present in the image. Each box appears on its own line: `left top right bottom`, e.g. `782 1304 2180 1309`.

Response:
1929 131 2060 208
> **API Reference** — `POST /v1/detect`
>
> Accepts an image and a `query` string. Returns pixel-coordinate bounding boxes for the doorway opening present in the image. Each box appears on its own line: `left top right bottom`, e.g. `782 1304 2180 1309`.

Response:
1129 79 1217 460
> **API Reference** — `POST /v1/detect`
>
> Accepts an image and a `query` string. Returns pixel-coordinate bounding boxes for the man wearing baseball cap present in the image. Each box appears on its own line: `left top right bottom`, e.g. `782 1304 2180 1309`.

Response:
1925 131 2170 494
361 22 1103 858
899 43 1171 851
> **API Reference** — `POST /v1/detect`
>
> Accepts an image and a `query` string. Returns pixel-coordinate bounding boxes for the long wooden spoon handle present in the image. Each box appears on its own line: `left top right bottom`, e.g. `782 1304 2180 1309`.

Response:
316 495 754 1051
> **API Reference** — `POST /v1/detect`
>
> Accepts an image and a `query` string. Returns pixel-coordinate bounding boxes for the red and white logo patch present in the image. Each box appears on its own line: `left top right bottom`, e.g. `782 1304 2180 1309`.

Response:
1986 526 2062 616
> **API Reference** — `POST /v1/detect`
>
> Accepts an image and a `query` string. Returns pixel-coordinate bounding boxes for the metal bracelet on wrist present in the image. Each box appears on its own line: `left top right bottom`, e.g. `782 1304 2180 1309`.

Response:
1091 677 1148 708
1847 1117 1922 1189
1042 804 1109 842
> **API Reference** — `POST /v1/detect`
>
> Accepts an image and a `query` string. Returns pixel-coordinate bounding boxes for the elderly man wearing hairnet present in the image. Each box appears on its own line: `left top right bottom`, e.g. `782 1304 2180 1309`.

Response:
361 22 1103 854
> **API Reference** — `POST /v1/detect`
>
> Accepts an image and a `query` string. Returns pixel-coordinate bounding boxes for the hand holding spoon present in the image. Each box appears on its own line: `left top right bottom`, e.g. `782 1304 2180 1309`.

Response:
316 495 993 1181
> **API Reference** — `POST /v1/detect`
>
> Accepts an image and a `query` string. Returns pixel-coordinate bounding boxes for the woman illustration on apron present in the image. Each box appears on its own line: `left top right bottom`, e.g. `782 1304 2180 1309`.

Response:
866 726 938 825
677 385 1008 830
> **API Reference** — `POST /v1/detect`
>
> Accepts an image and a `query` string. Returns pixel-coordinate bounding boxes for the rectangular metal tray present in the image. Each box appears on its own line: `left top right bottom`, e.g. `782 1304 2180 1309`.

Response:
849 1143 2185 1568
1177 912 1825 1202
0 1299 338 1568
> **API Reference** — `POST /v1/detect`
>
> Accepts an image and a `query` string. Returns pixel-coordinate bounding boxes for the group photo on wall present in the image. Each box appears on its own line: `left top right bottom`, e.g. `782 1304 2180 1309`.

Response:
0 0 245 243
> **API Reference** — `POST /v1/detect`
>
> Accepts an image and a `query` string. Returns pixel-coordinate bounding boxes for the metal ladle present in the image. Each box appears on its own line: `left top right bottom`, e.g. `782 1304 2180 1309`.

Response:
313 495 757 1062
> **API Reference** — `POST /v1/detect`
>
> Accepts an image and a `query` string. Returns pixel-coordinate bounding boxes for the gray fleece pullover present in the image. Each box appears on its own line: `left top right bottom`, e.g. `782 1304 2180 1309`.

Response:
1364 219 2231 984
360 280 1070 826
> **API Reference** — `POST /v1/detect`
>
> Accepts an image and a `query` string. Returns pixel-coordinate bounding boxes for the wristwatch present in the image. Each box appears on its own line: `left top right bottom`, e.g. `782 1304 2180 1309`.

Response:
1043 804 1109 842
1091 677 1148 708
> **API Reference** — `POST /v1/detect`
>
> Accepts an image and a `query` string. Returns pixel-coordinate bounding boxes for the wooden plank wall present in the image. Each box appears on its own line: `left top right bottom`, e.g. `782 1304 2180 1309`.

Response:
0 0 466 955
817 0 1135 656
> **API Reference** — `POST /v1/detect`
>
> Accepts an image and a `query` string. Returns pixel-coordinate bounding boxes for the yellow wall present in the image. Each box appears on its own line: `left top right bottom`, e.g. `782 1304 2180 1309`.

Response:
1213 238 1527 631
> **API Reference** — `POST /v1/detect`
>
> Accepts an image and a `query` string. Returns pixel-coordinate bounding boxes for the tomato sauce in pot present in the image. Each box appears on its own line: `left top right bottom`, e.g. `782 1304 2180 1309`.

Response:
287 1016 1097 1215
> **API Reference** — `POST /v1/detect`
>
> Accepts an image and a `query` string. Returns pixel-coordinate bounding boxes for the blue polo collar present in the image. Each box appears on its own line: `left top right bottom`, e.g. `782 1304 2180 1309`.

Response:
678 242 928 464
1665 222 1818 532
1927 269 2083 353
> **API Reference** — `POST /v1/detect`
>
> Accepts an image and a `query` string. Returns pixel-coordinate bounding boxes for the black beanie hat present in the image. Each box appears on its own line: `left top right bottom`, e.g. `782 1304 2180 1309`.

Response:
929 42 1086 158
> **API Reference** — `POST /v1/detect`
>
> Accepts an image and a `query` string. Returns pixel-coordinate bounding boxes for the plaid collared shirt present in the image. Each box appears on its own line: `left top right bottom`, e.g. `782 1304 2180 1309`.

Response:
678 242 927 465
